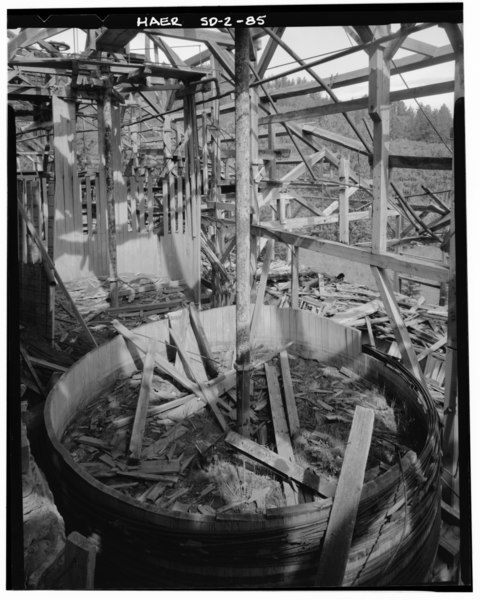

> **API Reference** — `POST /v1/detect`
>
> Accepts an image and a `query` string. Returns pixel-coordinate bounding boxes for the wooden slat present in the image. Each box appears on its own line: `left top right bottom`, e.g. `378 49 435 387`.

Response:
290 246 300 308
265 364 295 461
162 177 169 236
146 170 154 233
85 177 93 237
279 350 300 436
128 338 157 463
189 303 219 378
177 174 183 234
226 431 336 498
64 531 96 590
169 308 190 377
251 224 449 283
250 239 274 343
138 175 145 232
18 200 98 347
315 405 375 587
112 319 235 410
371 266 426 385
265 363 298 505
258 81 454 126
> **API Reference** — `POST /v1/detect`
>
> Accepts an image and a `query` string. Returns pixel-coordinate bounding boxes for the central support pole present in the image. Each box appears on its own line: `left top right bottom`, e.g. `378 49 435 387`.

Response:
100 86 119 307
235 29 252 436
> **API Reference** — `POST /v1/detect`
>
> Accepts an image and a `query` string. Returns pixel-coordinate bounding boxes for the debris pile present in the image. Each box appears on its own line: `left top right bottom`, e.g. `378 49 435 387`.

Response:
61 314 420 516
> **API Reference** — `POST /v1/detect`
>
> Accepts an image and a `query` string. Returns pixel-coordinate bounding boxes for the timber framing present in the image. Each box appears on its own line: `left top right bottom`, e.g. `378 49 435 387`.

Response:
10 16 466 576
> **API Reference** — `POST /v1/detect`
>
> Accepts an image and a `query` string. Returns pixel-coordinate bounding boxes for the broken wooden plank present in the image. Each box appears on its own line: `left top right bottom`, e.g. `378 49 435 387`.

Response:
417 334 447 363
189 303 219 377
18 199 98 348
168 327 228 432
20 344 47 398
371 266 427 386
169 308 190 376
265 362 298 505
225 430 336 498
64 531 96 590
128 338 157 463
137 459 181 474
250 239 275 342
279 350 300 436
315 405 375 587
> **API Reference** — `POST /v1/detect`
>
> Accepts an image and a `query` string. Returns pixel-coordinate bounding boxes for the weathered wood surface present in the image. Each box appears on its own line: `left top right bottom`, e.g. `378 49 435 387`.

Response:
315 406 375 587
226 430 336 498
128 339 157 463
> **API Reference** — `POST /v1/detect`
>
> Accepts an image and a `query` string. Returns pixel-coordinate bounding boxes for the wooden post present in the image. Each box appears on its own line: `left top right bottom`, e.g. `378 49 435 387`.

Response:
372 266 427 386
250 38 261 288
338 157 350 244
291 246 300 308
315 406 375 587
442 25 463 512
128 338 157 463
100 87 119 307
64 531 96 590
369 46 390 253
235 28 252 436
250 239 274 343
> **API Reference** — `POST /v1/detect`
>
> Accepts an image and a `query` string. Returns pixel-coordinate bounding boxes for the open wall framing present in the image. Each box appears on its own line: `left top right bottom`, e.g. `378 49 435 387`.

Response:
8 4 469 590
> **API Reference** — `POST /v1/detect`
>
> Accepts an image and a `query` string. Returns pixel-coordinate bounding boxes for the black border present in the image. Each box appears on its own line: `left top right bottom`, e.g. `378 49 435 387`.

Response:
7 3 462 29
7 3 470 592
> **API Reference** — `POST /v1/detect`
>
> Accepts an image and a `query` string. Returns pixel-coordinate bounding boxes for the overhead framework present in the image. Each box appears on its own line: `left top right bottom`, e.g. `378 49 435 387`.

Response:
9 20 464 514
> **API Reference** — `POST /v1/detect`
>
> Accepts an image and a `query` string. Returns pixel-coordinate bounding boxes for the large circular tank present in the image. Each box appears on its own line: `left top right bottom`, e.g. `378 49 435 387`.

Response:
44 306 441 588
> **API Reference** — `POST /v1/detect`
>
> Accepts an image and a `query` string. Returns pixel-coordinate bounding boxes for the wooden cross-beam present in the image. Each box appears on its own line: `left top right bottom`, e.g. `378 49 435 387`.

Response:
262 44 454 102
8 28 69 60
251 224 449 283
257 26 286 78
258 80 454 126
148 28 234 46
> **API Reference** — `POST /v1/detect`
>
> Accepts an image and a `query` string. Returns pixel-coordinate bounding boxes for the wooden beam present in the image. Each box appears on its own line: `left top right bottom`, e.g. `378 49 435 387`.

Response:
261 45 455 102
442 25 463 512
263 27 371 153
258 81 455 126
291 246 300 308
207 41 235 81
8 28 69 60
128 339 157 463
338 157 350 244
369 46 390 253
95 28 139 53
150 28 234 47
371 267 426 385
303 124 370 156
389 155 452 170
251 224 449 283
235 28 252 436
279 350 300 436
17 201 98 348
265 363 298 505
188 304 219 378
250 239 274 342
400 37 439 58
257 27 286 78
315 406 375 587
64 531 96 590
225 430 336 498
146 34 188 67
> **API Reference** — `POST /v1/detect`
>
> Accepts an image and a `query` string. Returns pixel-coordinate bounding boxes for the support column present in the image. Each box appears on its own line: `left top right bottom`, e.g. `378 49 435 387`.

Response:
250 38 261 287
338 157 350 244
235 29 252 436
442 25 464 512
100 88 119 307
369 47 390 253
